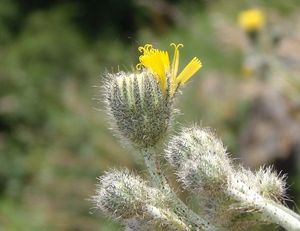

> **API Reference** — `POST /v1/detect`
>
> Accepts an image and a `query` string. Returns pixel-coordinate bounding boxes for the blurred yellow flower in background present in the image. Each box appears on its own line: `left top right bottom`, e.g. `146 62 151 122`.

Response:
137 43 202 96
238 9 265 32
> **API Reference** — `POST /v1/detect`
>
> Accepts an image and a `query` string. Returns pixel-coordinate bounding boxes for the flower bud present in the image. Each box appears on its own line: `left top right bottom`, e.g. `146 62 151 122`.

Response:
255 166 286 201
105 71 172 148
93 169 191 230
93 169 152 219
165 126 232 193
165 126 230 168
178 156 229 194
229 166 286 202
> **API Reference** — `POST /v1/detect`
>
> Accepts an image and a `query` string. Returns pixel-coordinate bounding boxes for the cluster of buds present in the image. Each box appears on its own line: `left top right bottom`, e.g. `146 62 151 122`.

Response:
92 43 300 230
165 126 291 230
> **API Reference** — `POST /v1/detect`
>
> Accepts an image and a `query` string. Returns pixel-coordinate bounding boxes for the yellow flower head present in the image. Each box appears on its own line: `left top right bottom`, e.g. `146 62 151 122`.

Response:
238 9 265 32
136 43 202 96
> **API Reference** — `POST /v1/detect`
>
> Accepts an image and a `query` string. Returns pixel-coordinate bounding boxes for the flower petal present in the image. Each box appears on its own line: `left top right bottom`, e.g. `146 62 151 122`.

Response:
175 57 202 86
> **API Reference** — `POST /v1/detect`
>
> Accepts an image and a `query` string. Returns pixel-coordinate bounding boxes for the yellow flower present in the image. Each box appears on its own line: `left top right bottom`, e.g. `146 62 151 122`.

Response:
238 9 265 32
136 43 202 96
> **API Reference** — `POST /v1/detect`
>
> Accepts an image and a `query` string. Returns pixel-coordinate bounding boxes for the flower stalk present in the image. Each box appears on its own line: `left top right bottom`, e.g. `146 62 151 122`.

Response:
142 147 217 230
228 179 300 231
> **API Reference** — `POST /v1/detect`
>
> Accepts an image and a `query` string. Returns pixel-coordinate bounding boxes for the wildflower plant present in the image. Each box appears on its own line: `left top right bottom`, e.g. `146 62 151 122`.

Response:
92 43 300 230
238 8 270 79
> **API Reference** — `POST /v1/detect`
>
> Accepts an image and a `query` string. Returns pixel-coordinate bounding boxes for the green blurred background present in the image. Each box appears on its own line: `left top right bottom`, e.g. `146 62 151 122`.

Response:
1 0 300 230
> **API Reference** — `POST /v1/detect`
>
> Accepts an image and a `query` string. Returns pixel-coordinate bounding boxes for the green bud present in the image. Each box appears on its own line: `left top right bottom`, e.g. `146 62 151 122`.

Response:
165 126 229 168
165 127 232 193
93 169 191 230
104 71 173 148
178 156 229 194
230 166 286 202
93 169 153 219
255 166 286 201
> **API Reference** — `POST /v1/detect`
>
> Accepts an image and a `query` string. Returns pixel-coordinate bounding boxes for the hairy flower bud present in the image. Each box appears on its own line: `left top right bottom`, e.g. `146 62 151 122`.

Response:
254 166 286 201
104 71 172 148
93 169 151 219
93 169 192 230
165 126 230 168
165 126 232 193
178 156 228 194
92 169 168 218
229 166 287 202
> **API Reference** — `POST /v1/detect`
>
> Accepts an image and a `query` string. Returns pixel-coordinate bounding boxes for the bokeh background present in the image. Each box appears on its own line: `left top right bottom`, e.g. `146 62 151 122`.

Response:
1 0 300 230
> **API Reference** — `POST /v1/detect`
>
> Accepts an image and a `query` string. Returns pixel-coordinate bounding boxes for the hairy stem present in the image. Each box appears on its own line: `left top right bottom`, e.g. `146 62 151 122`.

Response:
142 148 218 231
143 148 167 188
144 204 190 230
229 180 300 231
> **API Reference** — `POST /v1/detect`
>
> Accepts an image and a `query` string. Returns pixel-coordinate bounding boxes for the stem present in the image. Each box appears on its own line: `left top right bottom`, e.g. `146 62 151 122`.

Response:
142 148 217 231
271 201 300 221
144 204 190 230
142 148 167 188
229 182 300 231
268 201 300 229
